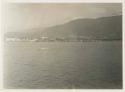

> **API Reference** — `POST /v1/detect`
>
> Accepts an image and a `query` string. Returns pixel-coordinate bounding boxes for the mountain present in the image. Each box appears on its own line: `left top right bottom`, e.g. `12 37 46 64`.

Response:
5 15 122 41
42 15 122 39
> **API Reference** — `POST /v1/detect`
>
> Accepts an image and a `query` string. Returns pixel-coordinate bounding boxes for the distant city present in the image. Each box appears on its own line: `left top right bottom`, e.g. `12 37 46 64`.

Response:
4 36 121 42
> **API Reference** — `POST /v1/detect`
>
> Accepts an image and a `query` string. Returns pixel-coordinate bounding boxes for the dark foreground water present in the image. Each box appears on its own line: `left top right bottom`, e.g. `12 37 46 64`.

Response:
4 41 122 89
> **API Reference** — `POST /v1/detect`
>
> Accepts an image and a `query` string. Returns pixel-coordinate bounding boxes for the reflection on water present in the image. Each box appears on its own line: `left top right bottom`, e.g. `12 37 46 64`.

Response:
4 41 122 89
40 48 48 50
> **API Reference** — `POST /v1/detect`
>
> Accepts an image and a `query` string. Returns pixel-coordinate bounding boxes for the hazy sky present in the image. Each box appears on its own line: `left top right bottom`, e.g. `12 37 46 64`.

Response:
4 3 122 32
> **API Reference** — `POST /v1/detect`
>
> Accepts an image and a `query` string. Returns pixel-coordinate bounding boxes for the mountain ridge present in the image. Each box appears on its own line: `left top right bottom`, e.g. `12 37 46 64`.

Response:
5 15 122 41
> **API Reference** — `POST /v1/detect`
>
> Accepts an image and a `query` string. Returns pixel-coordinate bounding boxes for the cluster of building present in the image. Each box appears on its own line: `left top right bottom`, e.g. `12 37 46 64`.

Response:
4 36 113 42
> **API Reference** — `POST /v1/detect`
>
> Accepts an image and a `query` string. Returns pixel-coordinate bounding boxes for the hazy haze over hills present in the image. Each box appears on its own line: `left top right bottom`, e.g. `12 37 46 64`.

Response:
5 15 122 40
4 3 122 32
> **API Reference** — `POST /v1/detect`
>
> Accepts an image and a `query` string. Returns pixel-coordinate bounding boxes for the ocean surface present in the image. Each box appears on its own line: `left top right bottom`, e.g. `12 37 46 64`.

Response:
4 41 122 89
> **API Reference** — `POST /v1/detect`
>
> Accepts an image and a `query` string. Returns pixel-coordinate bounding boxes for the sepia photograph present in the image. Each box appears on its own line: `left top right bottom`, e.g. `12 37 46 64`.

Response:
3 3 122 89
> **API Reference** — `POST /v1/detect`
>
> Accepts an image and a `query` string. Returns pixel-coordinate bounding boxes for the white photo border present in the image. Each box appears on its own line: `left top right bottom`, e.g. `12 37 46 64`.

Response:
0 0 124 92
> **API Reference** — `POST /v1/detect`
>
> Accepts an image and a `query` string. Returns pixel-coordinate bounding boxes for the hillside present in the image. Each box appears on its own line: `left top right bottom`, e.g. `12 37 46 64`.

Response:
42 15 122 39
5 15 122 42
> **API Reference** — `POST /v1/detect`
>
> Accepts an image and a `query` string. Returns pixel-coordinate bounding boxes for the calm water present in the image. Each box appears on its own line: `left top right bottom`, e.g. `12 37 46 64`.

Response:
4 41 122 89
